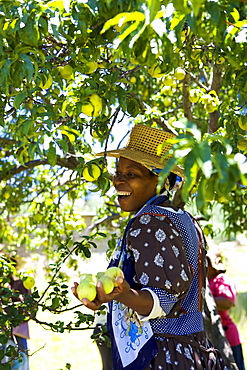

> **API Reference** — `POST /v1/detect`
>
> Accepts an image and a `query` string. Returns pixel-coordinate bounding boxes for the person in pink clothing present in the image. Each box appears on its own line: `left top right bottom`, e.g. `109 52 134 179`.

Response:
207 249 245 370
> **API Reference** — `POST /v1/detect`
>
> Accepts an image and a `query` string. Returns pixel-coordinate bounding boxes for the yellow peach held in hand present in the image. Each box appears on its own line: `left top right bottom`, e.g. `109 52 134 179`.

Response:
98 275 115 294
77 281 97 301
80 273 96 284
104 267 124 287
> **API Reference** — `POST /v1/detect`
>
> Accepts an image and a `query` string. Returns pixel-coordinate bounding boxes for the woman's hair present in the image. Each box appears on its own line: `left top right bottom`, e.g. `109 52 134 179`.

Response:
167 173 177 189
150 171 177 193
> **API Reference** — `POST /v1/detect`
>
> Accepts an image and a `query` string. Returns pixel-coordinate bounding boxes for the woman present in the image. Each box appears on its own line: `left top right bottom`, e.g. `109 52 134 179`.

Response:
207 249 245 370
73 124 227 370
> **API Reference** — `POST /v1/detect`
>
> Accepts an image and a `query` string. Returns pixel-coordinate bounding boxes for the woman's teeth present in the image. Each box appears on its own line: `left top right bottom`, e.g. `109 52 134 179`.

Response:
117 191 131 198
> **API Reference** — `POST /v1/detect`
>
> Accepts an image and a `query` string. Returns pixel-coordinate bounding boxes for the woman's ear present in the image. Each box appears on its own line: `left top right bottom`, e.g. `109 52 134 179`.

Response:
154 175 160 193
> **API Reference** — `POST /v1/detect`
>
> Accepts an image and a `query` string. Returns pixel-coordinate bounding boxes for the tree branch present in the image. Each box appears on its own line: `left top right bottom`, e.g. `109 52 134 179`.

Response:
33 316 97 331
103 107 121 154
0 137 20 146
208 65 223 133
186 70 208 91
0 156 79 180
182 73 193 121
153 117 179 135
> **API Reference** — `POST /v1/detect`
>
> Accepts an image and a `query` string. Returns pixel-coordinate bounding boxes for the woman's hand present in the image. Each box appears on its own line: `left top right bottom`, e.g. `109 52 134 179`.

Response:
214 296 235 311
72 276 154 315
71 276 130 311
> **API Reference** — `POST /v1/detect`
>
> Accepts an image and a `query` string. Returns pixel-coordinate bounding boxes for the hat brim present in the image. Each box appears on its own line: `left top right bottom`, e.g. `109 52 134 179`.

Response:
95 147 184 177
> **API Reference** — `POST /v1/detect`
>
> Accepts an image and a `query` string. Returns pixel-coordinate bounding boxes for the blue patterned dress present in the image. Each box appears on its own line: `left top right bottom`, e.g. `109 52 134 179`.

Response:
107 201 228 370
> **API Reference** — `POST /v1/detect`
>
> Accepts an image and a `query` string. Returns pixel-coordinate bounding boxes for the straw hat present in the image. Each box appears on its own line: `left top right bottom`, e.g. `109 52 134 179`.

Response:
96 124 183 177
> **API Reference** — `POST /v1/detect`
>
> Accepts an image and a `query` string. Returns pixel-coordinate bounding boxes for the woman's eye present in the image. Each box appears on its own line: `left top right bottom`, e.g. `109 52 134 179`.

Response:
127 172 136 178
113 171 139 179
112 171 121 179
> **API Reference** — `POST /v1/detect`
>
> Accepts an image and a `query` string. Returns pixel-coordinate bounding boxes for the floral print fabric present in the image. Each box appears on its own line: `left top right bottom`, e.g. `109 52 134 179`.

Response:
144 331 228 370
125 207 228 369
127 213 193 315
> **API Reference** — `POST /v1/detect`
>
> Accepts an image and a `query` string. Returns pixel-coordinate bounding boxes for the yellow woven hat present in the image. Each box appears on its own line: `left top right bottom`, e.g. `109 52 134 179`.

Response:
96 124 183 177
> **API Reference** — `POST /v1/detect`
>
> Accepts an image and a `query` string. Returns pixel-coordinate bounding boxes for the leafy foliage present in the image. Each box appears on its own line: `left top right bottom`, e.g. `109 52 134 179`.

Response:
0 0 247 364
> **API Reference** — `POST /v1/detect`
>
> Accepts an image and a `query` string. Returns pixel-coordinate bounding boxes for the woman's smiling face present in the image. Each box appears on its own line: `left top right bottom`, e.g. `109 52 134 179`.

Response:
113 157 158 213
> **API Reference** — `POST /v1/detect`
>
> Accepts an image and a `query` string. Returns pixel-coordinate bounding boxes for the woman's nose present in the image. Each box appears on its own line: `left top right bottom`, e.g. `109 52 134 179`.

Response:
113 173 125 184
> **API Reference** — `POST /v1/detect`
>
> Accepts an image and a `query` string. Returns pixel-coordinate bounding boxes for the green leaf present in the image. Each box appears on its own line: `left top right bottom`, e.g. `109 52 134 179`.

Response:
197 142 212 178
196 178 208 215
205 174 217 202
170 13 186 30
60 126 81 137
46 0 65 11
38 16 48 35
117 22 139 44
61 130 75 142
183 150 196 181
20 54 35 82
88 241 97 249
190 0 205 16
205 2 220 25
172 0 192 14
127 98 139 116
82 246 91 258
27 143 37 159
57 139 69 153
47 143 57 166
18 17 40 47
101 11 145 33
116 85 127 111
213 151 229 180
52 296 60 309
0 349 5 361
157 157 177 193
22 120 32 135
147 0 160 23
13 93 26 109
230 8 240 23
98 176 110 195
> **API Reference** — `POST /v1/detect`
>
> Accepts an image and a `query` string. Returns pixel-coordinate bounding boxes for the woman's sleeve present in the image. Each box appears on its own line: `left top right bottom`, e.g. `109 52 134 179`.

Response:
127 214 193 316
